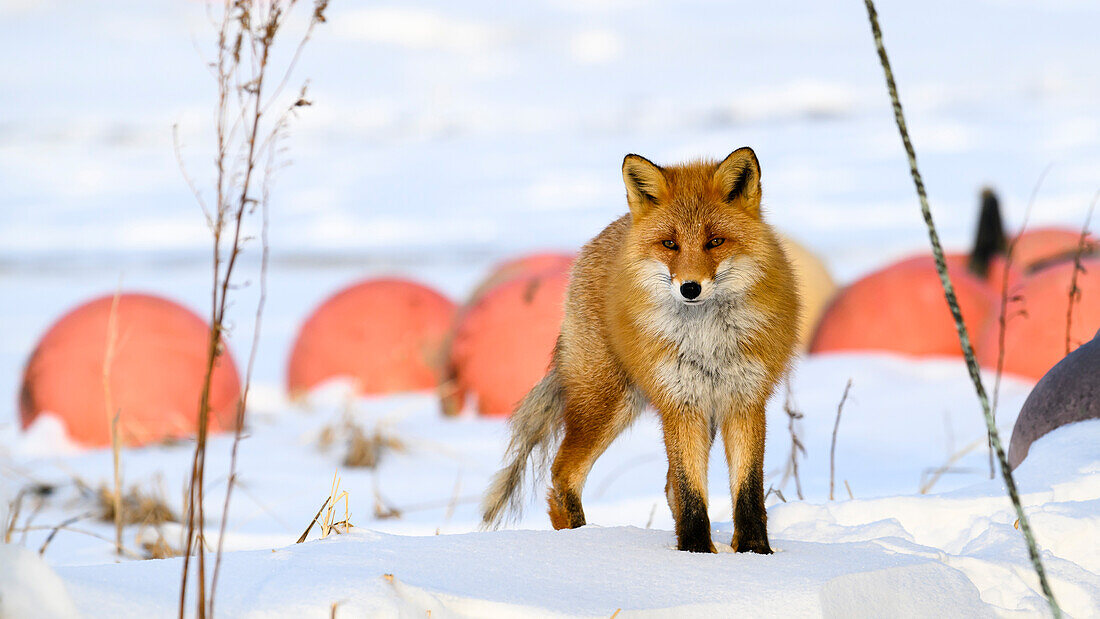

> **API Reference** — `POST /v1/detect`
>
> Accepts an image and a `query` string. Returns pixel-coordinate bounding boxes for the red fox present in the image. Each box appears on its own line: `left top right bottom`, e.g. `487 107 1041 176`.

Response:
481 148 800 553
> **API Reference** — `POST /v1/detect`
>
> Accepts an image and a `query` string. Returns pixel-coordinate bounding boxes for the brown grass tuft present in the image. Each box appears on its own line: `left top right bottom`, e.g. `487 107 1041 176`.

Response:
138 525 181 560
343 426 405 469
296 471 355 543
96 485 177 526
318 412 406 469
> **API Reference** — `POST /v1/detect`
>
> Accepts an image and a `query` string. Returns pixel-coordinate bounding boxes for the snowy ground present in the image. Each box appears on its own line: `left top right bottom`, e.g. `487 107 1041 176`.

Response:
6 359 1100 617
3 0 1100 617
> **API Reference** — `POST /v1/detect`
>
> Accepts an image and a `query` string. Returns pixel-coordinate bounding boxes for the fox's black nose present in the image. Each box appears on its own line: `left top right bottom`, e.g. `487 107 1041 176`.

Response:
680 281 702 300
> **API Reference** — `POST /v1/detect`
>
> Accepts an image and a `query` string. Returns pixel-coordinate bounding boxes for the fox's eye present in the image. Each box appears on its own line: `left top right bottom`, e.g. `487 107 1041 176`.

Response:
662 240 678 250
706 237 725 249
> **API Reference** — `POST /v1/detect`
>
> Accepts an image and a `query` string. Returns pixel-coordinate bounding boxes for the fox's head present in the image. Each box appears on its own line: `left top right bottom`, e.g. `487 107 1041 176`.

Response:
622 148 774 305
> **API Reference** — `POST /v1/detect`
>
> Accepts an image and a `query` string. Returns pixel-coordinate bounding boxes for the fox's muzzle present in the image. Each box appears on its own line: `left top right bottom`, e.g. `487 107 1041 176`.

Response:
680 281 702 300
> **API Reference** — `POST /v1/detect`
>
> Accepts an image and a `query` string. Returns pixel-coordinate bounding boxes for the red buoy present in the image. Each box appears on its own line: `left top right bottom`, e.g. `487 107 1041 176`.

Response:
287 278 456 397
978 258 1100 380
1012 227 1096 273
468 252 574 304
449 268 569 417
20 294 240 447
809 255 996 358
439 253 573 416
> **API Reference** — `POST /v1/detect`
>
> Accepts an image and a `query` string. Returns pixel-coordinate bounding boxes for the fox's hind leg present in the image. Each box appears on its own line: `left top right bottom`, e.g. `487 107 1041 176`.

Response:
547 375 640 530
723 396 771 554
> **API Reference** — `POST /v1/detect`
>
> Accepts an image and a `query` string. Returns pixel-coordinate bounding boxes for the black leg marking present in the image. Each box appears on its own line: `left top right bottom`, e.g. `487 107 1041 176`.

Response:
561 489 586 529
676 481 715 553
733 471 771 554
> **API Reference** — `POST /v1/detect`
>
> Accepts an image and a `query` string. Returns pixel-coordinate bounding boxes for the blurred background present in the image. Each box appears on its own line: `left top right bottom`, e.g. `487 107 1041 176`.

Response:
3 0 1099 410
0 0 1098 576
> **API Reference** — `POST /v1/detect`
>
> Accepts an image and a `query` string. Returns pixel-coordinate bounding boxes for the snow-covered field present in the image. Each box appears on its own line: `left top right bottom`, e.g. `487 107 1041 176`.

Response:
2 0 1100 617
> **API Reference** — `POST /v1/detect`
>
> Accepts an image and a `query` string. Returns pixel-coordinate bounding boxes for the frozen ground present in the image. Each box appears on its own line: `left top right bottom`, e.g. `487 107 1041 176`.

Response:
6 389 1100 617
6 359 1100 617
2 0 1100 617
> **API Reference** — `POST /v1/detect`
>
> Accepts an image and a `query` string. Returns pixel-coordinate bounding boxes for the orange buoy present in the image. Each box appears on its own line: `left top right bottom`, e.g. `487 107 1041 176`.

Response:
777 235 837 349
942 252 1020 297
809 255 996 358
20 294 240 447
449 268 569 417
468 252 574 305
977 257 1100 380
287 278 455 397
439 253 573 416
1012 227 1096 273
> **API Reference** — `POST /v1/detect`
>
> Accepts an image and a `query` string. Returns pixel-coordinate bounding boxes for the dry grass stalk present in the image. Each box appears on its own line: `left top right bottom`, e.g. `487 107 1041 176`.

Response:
18 522 143 560
296 472 355 543
779 378 805 500
3 487 26 544
442 471 462 524
434 471 464 535
1065 191 1099 355
4 483 54 544
918 438 985 494
319 471 353 538
175 2 329 616
372 473 402 521
828 380 853 501
844 480 854 500
102 283 124 556
765 486 788 504
38 512 95 556
991 170 1049 479
296 497 330 544
861 2 1060 613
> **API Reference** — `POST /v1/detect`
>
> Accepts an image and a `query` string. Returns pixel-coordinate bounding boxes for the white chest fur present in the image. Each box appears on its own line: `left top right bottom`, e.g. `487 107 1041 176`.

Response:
644 296 769 413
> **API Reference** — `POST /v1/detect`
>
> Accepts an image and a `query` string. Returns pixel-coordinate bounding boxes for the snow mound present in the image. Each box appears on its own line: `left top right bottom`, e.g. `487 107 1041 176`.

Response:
53 421 1100 618
0 544 80 619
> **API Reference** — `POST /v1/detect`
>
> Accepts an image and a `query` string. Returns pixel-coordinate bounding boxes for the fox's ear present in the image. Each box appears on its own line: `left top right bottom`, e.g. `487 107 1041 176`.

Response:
622 154 667 219
714 147 762 215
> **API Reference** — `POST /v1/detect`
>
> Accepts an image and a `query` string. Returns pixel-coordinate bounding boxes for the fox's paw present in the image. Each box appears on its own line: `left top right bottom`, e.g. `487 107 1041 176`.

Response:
677 530 717 553
546 488 585 530
733 536 772 555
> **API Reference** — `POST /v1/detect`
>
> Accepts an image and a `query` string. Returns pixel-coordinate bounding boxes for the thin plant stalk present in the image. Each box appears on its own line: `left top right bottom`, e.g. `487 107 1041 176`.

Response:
780 377 805 500
1065 191 1098 355
102 284 124 556
828 380 852 501
208 124 273 617
177 3 327 617
991 167 1050 479
861 1 1060 614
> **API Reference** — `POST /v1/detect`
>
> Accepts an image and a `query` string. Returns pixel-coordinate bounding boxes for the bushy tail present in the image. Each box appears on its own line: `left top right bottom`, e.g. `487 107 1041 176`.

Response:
480 367 565 529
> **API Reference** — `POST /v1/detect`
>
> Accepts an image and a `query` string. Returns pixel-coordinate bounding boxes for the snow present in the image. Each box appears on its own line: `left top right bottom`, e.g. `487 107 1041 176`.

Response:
5 362 1100 616
0 545 79 619
3 0 1100 616
32 421 1100 617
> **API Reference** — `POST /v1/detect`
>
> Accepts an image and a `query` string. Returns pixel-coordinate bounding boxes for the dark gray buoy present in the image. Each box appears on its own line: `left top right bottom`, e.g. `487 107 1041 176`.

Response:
1008 327 1100 469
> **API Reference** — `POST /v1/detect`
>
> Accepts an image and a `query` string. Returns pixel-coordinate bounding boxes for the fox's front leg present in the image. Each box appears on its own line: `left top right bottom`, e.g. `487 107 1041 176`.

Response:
660 406 716 553
723 397 771 554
